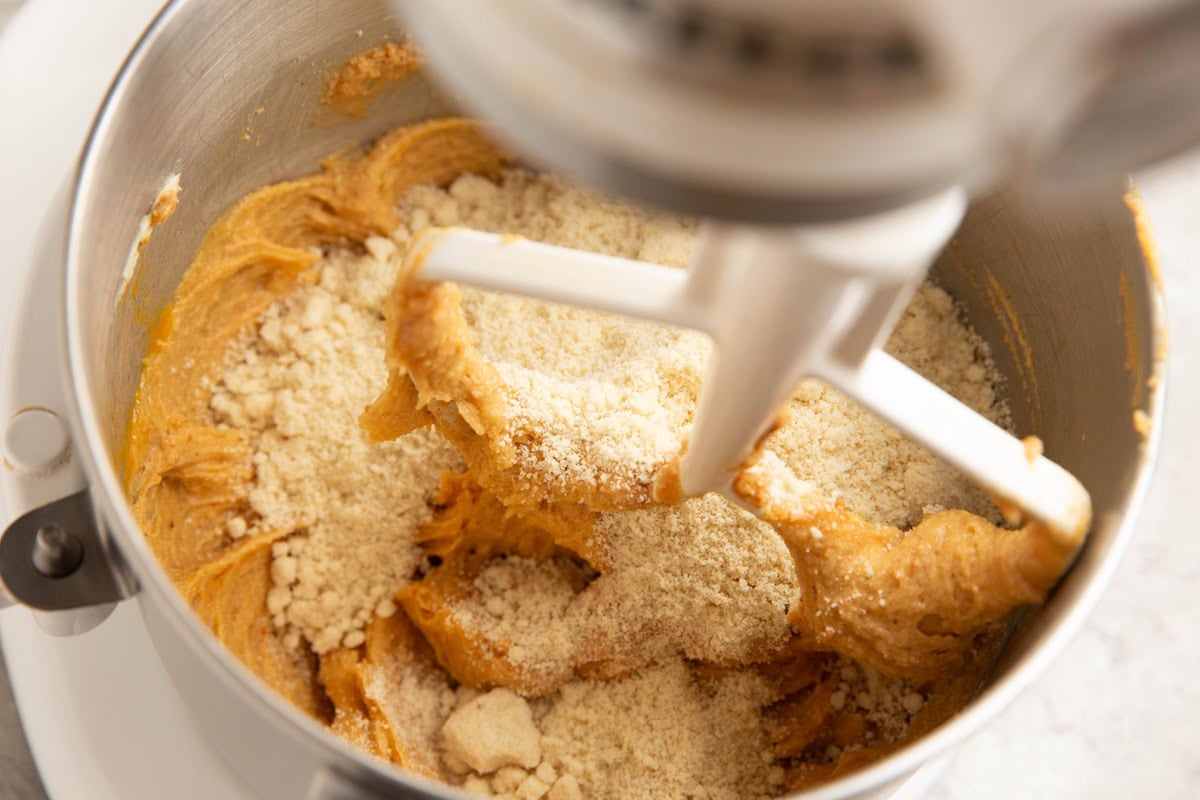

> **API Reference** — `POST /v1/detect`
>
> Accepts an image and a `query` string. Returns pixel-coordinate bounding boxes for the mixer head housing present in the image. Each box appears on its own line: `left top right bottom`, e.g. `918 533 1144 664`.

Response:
403 0 1200 222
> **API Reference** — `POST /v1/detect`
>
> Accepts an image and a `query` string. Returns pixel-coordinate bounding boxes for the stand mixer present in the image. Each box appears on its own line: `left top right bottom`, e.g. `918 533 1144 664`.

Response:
382 0 1200 532
0 2 1174 799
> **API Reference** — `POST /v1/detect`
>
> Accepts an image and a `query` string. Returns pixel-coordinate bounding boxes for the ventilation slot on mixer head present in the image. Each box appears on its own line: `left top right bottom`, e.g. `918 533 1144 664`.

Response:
577 0 934 103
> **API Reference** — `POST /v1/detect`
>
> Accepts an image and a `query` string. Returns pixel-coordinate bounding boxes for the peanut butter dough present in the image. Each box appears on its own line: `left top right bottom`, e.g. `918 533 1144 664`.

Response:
126 115 1085 799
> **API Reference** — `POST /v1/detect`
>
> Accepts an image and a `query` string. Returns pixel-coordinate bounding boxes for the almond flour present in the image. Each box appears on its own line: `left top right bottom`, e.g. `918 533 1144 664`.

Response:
442 687 544 772
403 171 708 504
210 167 1008 798
399 170 1005 527
765 286 1008 529
443 496 797 689
209 240 463 653
536 661 783 800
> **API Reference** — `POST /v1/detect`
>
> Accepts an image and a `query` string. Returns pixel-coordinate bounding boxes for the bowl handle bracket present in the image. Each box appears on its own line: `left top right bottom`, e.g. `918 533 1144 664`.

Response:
0 490 135 634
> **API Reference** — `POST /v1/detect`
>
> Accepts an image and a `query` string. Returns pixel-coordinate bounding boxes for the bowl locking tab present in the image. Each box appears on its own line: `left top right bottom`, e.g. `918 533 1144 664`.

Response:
0 491 135 628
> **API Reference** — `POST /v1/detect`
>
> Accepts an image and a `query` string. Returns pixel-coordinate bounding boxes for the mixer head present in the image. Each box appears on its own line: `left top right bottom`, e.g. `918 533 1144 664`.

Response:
402 0 1200 223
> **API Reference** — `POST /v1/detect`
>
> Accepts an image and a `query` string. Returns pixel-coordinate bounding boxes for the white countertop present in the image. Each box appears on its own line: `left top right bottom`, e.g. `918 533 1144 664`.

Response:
0 1 1198 798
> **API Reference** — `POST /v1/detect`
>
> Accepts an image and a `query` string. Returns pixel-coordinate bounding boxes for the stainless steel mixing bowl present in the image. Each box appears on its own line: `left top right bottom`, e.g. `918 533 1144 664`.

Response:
15 0 1165 797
